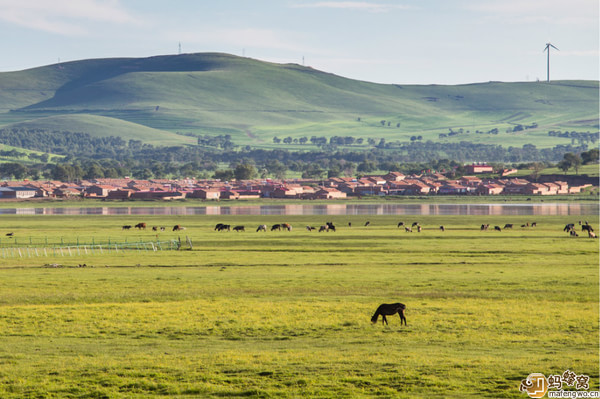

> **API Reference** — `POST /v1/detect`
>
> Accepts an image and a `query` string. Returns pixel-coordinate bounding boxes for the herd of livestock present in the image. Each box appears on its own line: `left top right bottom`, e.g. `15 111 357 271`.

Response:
116 220 597 238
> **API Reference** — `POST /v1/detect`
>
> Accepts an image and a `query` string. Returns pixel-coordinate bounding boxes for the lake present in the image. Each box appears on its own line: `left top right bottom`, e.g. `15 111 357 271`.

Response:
0 203 597 216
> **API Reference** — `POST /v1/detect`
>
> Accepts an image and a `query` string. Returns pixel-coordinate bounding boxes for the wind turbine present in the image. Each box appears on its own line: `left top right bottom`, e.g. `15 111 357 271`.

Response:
543 42 559 82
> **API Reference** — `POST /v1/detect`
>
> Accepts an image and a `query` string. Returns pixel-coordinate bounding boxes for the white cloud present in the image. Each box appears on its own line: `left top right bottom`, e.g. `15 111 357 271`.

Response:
0 0 141 35
292 1 412 13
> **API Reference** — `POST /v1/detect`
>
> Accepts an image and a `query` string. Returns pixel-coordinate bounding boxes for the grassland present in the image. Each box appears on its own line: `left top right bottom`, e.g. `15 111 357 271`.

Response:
0 211 597 398
0 53 597 149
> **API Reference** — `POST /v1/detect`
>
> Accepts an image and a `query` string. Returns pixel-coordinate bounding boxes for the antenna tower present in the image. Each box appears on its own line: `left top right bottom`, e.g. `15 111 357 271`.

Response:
178 42 182 55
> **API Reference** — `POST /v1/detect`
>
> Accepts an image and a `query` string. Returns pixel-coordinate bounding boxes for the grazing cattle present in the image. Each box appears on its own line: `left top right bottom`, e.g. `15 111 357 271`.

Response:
256 224 267 232
215 223 225 231
439 225 445 232
152 226 158 231
348 222 352 227
173 224 185 231
365 221 370 227
494 226 502 232
411 222 419 227
233 225 245 232
135 222 146 230
588 231 597 239
215 224 230 232
563 223 575 232
371 303 407 326
503 224 513 229
160 227 166 231
397 222 405 228
531 222 537 227
318 225 328 232
271 224 281 231
570 230 579 237
405 227 412 233
122 225 132 230
282 223 292 232
326 222 336 232
417 225 422 232
480 224 489 231
306 225 316 231
6 232 13 237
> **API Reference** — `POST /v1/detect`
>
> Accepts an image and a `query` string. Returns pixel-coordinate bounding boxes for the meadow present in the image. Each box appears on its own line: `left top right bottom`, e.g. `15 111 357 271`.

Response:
0 212 597 398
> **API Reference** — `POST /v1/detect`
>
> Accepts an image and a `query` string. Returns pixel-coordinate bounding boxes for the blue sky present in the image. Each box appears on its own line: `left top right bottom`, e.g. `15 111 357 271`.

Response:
0 0 597 84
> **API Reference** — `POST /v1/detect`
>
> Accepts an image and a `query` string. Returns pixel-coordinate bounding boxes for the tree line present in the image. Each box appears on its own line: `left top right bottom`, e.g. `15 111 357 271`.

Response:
0 128 596 181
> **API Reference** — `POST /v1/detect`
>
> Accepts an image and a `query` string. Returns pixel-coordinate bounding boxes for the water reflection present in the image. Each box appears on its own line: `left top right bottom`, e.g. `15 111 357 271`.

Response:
0 203 597 216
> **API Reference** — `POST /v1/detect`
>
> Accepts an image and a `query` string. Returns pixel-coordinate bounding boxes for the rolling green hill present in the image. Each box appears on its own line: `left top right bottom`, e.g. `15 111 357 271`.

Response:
0 52 597 150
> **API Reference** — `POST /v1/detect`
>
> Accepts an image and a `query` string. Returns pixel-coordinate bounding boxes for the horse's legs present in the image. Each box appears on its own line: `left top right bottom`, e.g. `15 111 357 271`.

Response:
382 315 388 325
399 311 407 326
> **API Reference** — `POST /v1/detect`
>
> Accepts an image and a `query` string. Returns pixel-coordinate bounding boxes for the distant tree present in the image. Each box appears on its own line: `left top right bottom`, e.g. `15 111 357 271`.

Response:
213 169 235 181
563 152 582 174
581 148 599 164
234 163 257 180
283 137 293 144
272 137 281 144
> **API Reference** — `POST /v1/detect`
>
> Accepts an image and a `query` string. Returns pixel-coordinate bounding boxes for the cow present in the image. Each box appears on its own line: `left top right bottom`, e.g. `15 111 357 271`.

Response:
405 227 412 233
256 224 267 232
122 225 132 230
494 226 502 232
326 222 336 232
216 224 230 232
365 221 371 227
306 226 316 231
417 225 422 233
152 226 158 231
318 225 328 232
480 224 489 231
439 225 445 232
135 222 146 230
411 222 419 227
173 225 185 231
503 224 513 229
271 224 281 231
233 226 245 232
282 223 292 232
397 222 405 228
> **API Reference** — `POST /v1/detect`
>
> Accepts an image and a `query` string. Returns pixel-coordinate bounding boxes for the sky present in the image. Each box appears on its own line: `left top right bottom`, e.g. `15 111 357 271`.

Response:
0 0 597 85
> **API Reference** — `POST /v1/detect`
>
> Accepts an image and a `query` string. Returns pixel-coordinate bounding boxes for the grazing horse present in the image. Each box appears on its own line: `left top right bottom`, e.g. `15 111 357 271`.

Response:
122 225 132 230
371 303 407 326
233 225 245 232
135 222 146 230
173 224 185 231
503 224 513 229
256 224 267 232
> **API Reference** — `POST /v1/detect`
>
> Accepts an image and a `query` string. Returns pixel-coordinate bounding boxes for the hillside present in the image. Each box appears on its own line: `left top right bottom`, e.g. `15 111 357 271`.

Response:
0 52 597 151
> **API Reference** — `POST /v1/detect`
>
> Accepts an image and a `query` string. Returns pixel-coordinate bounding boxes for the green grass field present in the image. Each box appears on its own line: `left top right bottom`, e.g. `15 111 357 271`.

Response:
0 213 597 398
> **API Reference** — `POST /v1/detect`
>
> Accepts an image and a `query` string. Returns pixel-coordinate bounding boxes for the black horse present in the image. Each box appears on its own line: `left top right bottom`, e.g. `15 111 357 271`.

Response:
371 303 407 326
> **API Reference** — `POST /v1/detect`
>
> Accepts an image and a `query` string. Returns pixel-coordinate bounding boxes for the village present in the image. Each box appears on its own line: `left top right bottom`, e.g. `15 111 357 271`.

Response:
0 163 592 201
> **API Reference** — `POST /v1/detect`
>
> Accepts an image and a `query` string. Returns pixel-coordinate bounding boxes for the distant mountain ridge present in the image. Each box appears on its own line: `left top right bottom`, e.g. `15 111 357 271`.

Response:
0 52 597 150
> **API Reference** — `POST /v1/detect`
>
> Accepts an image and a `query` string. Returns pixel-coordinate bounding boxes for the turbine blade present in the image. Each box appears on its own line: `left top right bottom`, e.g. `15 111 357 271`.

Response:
550 44 559 50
